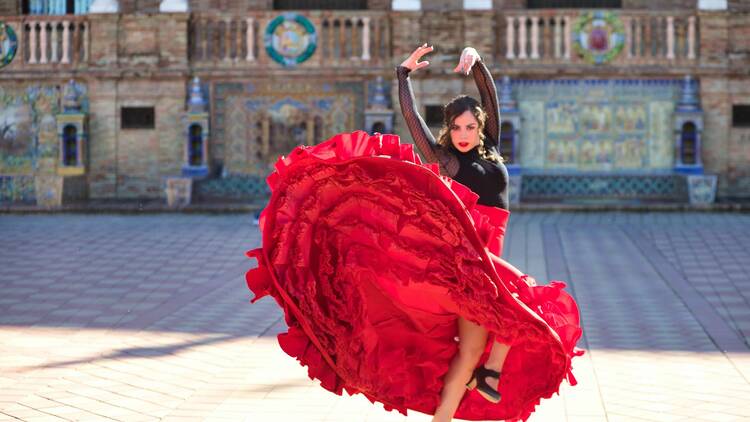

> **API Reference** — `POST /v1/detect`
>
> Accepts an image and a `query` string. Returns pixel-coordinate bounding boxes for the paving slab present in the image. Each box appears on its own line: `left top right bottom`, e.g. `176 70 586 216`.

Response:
1 213 749 421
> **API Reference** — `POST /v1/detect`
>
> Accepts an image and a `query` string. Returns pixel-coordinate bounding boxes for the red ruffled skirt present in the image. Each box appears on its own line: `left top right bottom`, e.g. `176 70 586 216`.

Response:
246 131 583 421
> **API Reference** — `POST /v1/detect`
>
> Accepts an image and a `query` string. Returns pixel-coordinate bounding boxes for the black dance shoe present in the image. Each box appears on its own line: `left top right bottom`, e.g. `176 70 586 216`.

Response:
466 366 501 403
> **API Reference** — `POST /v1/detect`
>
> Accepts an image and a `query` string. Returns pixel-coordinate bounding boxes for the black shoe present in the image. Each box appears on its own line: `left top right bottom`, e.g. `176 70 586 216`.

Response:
466 366 501 403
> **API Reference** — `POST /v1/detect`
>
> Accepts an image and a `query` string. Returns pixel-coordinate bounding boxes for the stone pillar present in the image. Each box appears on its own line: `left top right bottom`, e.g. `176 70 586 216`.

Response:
505 16 516 59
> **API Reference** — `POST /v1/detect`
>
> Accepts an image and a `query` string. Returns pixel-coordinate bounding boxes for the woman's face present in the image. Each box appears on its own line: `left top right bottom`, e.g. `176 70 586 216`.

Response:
449 110 480 153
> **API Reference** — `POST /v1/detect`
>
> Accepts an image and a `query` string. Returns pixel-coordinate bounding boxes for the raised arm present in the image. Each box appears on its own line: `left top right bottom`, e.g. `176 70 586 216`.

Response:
397 45 459 176
471 60 500 148
456 48 500 148
396 66 439 161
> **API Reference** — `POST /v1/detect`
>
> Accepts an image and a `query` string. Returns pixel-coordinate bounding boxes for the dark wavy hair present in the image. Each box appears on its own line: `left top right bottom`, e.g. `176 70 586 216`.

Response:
436 95 502 163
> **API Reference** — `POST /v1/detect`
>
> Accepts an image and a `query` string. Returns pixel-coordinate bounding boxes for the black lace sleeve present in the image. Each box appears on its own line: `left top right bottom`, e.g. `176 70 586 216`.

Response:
396 66 459 177
471 59 499 148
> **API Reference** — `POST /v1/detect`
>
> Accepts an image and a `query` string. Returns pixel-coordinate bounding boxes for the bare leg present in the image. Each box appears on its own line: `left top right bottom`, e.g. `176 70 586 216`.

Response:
483 341 511 390
431 317 487 422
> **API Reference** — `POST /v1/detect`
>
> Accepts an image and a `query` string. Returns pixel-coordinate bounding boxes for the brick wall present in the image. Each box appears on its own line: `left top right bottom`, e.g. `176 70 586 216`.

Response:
727 79 750 199
493 0 525 9
120 0 161 13
0 1 19 14
729 12 750 60
189 0 272 12
728 0 750 12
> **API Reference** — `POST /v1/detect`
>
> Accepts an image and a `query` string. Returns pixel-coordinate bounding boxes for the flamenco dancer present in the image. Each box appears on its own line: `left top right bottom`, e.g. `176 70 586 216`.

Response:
246 45 583 421
398 43 516 421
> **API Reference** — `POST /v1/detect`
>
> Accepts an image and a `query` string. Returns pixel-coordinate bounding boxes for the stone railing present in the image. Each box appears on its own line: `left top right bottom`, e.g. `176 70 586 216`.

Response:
189 11 391 68
3 16 89 68
497 10 699 66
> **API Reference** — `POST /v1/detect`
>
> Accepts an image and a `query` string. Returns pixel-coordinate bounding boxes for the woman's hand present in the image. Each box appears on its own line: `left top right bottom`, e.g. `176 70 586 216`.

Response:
400 43 433 72
453 47 481 75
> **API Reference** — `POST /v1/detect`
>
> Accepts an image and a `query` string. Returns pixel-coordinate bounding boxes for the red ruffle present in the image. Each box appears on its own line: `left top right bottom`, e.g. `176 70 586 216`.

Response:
246 131 583 421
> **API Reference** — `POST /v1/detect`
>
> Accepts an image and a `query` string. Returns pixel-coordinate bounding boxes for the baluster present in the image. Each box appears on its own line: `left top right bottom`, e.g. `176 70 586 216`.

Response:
29 22 39 64
51 23 59 63
623 16 632 58
553 16 561 58
81 22 88 62
61 21 70 63
246 17 255 61
40 23 48 64
687 15 696 59
666 16 675 59
201 18 209 61
634 17 642 59
644 16 652 59
505 16 516 59
339 18 346 61
361 16 371 61
530 16 540 59
518 15 527 59
223 18 231 61
563 16 571 60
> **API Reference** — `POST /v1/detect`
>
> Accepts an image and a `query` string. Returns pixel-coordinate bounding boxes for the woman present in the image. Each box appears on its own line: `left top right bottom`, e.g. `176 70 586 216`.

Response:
397 44 575 421
246 45 582 422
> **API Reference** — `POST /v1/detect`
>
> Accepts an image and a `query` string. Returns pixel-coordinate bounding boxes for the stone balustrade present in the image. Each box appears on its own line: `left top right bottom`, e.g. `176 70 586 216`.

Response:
0 9 702 73
188 11 391 67
498 10 698 65
5 16 90 67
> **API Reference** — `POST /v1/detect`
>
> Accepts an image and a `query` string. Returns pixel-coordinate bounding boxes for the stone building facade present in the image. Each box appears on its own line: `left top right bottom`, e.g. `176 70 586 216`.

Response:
0 0 748 205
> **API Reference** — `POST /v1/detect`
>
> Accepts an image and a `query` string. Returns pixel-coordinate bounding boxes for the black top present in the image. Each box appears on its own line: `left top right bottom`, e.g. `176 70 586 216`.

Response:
396 60 509 209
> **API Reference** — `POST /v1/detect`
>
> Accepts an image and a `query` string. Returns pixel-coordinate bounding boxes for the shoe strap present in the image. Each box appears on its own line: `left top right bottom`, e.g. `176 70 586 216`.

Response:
479 366 501 379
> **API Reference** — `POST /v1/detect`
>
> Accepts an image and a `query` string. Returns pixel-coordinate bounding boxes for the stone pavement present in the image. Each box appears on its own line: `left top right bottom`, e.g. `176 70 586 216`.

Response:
1 212 749 422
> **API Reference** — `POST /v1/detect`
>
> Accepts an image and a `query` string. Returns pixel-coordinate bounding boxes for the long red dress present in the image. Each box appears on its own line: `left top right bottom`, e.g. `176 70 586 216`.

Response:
246 130 583 421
